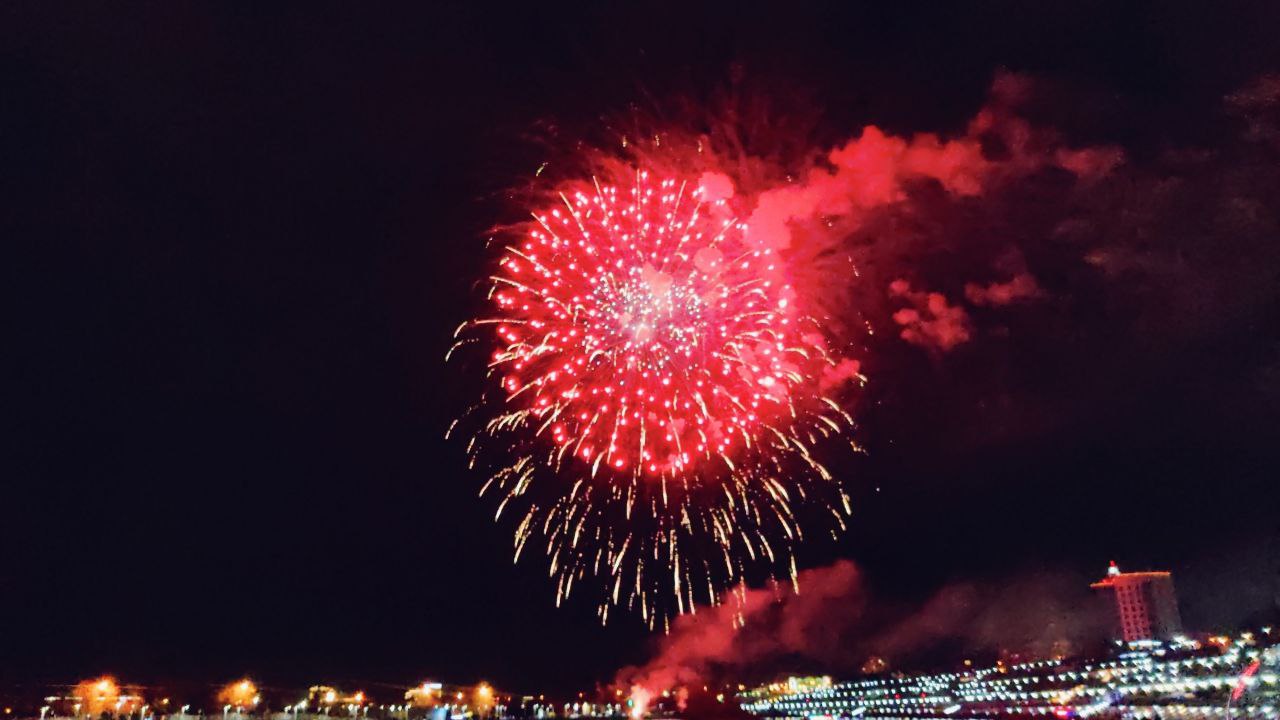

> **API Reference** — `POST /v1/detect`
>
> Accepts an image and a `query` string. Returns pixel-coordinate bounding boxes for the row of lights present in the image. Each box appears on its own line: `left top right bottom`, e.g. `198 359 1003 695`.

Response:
745 633 1276 717
33 679 509 719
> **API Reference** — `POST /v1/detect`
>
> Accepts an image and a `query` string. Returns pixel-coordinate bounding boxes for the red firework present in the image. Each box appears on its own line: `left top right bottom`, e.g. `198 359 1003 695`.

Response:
453 165 859 626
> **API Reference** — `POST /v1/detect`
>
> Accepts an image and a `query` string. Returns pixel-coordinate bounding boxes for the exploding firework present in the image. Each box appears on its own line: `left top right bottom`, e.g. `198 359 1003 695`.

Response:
451 160 862 627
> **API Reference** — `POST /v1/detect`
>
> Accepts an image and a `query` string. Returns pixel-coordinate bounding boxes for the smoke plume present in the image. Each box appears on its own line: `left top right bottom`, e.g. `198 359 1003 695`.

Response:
888 279 972 352
617 561 1108 708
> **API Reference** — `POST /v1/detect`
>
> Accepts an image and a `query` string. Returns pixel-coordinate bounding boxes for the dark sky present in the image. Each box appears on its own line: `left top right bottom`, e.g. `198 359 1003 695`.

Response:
5 0 1280 698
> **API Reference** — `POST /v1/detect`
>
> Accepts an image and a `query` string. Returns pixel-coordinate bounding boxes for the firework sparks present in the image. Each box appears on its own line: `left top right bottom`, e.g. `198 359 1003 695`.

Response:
453 164 861 626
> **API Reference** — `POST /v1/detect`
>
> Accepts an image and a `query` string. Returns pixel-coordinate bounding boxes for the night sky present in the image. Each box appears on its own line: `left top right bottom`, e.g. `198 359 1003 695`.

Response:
6 1 1280 697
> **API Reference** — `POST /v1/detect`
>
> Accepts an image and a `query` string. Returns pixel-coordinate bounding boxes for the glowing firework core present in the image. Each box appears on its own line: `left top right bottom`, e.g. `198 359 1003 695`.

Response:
494 173 808 478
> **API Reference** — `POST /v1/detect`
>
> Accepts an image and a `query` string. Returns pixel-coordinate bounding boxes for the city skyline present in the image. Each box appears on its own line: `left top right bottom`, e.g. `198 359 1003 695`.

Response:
0 566 1274 716
3 625 1276 718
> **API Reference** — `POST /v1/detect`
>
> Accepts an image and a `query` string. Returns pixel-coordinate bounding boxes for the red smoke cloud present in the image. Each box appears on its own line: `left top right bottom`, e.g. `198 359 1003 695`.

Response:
1055 147 1124 179
964 273 1043 307
617 561 864 713
732 71 1115 353
745 125 990 252
617 560 1108 709
820 358 864 392
743 73 1123 255
889 279 972 351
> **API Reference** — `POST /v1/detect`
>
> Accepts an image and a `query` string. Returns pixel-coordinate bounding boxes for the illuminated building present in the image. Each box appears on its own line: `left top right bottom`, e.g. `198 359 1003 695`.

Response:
738 677 832 706
741 633 1278 719
785 677 832 695
405 683 443 708
1090 561 1183 642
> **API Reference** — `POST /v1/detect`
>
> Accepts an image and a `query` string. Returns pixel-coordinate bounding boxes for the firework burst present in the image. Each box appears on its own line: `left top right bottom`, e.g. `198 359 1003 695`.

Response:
451 162 861 628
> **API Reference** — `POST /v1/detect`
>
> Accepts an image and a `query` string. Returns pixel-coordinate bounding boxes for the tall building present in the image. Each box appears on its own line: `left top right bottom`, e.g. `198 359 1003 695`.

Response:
1090 561 1183 642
